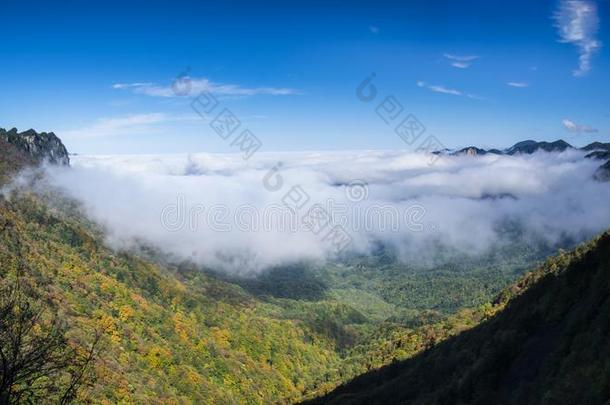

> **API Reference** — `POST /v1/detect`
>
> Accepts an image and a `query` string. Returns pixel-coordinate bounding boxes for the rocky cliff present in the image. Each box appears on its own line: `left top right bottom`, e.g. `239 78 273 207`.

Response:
0 127 69 166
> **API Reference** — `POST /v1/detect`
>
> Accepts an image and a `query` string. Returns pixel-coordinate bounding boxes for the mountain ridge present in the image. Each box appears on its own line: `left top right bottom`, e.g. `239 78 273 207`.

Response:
452 139 599 156
448 139 610 181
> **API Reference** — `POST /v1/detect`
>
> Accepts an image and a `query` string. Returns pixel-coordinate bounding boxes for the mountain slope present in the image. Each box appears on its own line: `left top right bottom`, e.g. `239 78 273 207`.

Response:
305 231 610 404
0 191 359 403
2 187 542 403
1 128 490 403
0 132 353 402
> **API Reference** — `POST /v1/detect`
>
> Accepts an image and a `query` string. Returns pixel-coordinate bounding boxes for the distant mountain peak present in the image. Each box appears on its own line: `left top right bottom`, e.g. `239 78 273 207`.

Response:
445 139 609 182
450 140 575 157
505 139 572 155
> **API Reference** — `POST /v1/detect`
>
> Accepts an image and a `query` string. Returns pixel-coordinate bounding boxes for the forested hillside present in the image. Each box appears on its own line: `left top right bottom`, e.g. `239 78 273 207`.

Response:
1 190 360 403
2 188 534 403
1 179 524 403
305 230 610 404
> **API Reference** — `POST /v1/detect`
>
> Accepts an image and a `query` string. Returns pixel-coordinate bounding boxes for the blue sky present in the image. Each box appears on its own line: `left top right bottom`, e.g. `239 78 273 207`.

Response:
1 0 608 154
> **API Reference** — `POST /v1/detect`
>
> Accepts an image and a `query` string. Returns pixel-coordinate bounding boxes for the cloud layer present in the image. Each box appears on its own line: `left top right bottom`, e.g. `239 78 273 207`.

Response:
35 149 610 274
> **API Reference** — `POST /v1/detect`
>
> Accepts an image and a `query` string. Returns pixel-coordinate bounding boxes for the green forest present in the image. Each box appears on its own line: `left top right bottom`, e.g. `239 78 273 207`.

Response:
307 230 610 404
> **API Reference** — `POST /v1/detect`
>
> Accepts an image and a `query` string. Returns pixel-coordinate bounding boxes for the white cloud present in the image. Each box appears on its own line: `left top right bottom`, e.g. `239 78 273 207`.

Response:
444 54 478 62
36 149 610 273
443 53 479 69
507 82 529 88
417 81 461 95
417 81 483 99
554 0 602 76
449 61 470 69
59 113 193 139
113 77 299 98
465 93 486 100
111 82 153 89
428 85 461 96
562 118 598 133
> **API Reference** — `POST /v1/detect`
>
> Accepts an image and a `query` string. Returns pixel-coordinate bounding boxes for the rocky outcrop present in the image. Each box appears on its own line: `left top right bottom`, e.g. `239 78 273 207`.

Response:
453 147 487 156
0 127 69 166
453 146 503 156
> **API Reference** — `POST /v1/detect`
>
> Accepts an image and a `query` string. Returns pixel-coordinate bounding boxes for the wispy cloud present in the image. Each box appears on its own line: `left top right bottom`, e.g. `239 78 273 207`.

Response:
417 81 461 95
112 82 153 89
562 118 598 133
113 77 299 98
465 93 486 101
443 53 479 69
554 0 601 76
417 81 482 100
369 26 380 34
60 113 193 139
507 82 529 88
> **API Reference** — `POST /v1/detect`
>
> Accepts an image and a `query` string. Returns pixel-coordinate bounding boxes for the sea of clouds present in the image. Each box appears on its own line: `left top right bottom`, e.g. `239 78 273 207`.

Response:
40 149 610 273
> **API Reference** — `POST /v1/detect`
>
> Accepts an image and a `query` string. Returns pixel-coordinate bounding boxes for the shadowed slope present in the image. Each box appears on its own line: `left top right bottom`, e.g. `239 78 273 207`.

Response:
305 231 610 405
